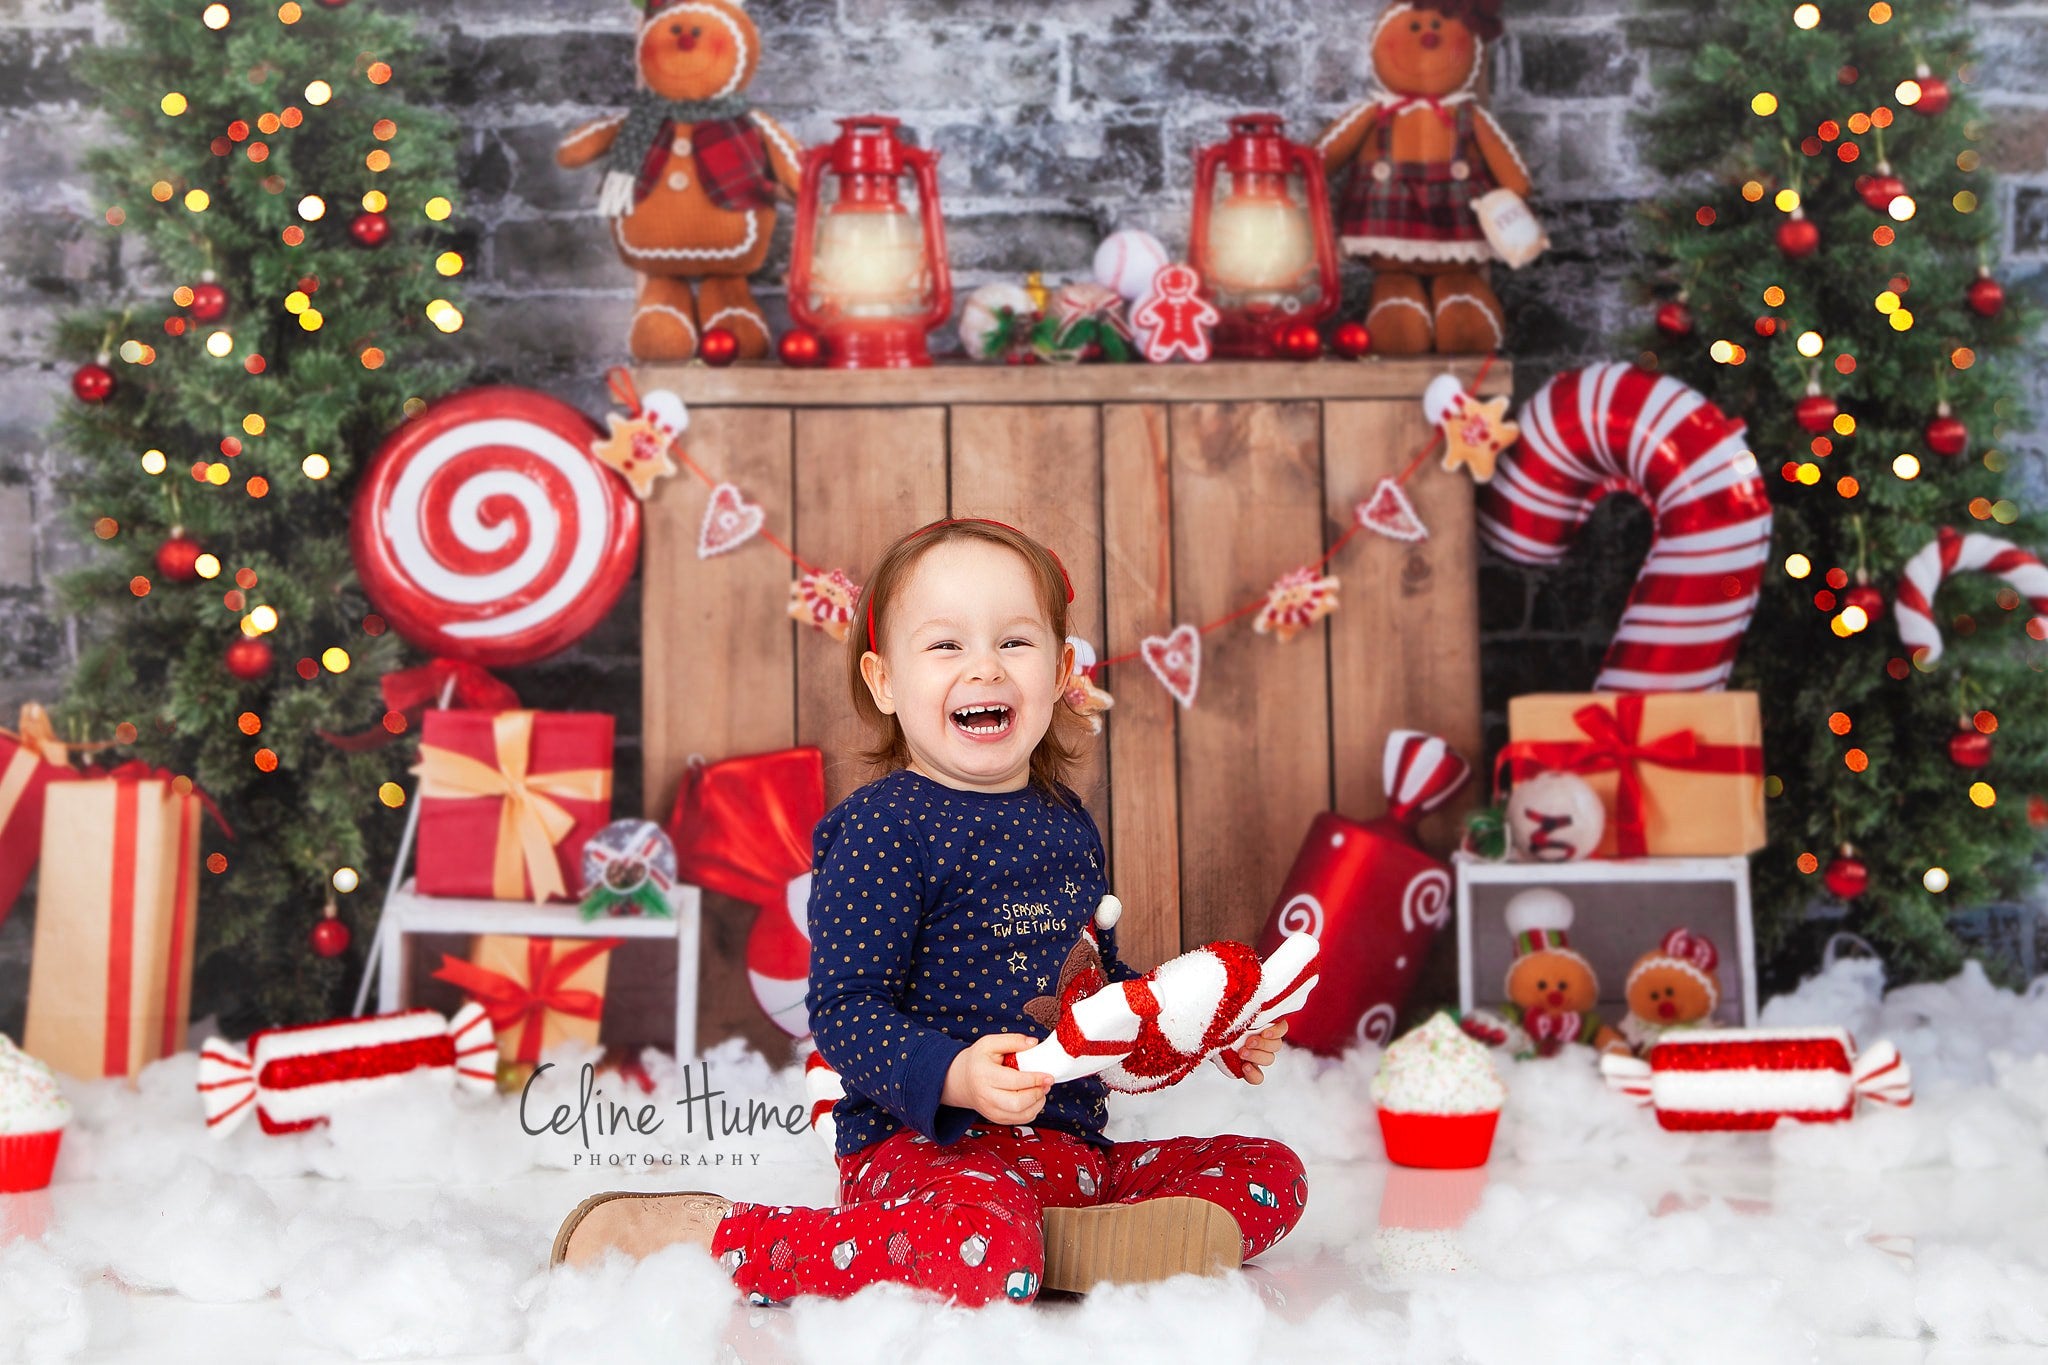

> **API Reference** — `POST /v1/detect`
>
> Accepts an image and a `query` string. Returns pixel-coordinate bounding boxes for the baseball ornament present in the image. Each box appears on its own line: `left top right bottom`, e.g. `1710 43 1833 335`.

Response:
1894 526 2048 666
1504 770 1606 862
197 1006 497 1138
579 818 678 920
1478 363 1773 691
350 387 641 668
1601 1027 1912 1130
1092 228 1171 302
1254 731 1472 1055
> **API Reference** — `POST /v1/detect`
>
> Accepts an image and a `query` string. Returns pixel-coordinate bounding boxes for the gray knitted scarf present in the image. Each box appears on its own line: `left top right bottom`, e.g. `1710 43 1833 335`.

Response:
606 92 751 178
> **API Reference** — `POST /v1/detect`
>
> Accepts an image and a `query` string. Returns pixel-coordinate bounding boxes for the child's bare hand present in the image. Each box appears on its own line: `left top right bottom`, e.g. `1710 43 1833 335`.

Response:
941 1034 1053 1125
1234 1019 1289 1085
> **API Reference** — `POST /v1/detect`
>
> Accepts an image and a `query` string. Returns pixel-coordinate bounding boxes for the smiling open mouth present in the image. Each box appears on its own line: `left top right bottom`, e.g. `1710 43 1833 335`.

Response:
951 704 1013 738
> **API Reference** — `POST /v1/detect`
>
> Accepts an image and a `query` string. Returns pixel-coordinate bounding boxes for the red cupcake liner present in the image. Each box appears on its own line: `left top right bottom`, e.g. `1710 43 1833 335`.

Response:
1377 1107 1499 1170
0 1128 63 1193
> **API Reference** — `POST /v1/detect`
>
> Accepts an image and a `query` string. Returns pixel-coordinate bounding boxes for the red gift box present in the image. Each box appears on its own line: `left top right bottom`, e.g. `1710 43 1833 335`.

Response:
413 711 614 902
1255 732 1471 1056
0 704 85 931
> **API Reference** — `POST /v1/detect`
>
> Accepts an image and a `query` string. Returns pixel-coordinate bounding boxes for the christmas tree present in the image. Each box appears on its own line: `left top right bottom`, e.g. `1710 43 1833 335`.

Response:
50 0 467 1026
1637 0 2045 985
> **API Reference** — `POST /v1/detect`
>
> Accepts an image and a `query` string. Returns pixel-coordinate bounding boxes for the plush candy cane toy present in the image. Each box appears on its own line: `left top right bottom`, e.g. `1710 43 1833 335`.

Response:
1006 897 1322 1093
1894 526 2048 666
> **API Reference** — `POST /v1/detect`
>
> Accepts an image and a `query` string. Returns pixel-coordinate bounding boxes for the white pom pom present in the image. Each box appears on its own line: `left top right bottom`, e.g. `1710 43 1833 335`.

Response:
1503 888 1575 938
1094 895 1122 931
1422 372 1466 427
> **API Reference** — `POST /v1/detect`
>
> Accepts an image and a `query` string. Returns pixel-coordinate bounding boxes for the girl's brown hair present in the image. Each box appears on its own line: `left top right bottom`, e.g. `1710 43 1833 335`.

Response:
850 519 1089 800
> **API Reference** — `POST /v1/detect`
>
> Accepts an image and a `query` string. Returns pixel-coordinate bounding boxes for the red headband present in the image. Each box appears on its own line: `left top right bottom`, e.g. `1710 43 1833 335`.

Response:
864 518 1075 654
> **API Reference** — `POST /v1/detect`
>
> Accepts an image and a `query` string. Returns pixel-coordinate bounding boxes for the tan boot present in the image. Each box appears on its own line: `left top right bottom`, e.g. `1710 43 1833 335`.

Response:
550 1190 734 1270
1040 1196 1243 1294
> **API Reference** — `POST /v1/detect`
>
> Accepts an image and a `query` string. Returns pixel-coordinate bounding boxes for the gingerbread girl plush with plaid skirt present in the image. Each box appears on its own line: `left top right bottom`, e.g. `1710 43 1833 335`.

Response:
558 0 804 361
1316 0 1539 353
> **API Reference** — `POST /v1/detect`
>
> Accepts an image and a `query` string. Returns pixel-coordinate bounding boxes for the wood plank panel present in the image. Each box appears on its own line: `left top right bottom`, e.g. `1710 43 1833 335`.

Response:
639 406 797 1062
947 404 1109 836
791 407 949 810
1169 402 1333 951
639 356 1511 409
1100 404 1178 973
1324 400 1483 854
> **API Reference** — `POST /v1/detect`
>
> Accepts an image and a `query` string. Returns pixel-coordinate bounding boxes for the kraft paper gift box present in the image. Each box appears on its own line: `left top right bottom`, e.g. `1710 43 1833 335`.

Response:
432 933 623 1069
24 772 205 1078
0 704 84 931
1501 692 1766 858
413 710 614 903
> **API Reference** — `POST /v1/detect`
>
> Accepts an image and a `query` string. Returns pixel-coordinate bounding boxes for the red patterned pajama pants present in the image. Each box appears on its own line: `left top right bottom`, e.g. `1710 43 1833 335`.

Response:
709 1125 1308 1307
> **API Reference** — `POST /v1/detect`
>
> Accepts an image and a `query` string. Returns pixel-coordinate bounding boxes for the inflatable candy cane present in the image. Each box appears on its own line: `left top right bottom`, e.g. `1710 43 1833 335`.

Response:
1479 364 1773 691
1894 526 2048 666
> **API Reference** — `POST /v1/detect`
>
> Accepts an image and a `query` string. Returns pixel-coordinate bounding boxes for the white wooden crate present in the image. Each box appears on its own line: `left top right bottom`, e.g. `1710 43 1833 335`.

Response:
1455 853 1758 1028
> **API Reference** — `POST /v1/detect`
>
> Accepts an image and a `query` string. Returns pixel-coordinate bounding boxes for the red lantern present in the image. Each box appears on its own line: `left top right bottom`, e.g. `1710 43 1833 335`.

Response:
788 116 952 369
1966 270 2005 319
1926 406 1967 458
1822 849 1869 900
1776 213 1820 259
1189 114 1340 359
1654 299 1694 339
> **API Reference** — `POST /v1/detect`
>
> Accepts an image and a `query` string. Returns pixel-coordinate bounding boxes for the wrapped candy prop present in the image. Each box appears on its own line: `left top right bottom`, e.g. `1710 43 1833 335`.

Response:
197 1005 497 1138
1477 364 1773 692
1599 1027 1912 1131
578 818 677 920
1894 526 2048 666
669 747 826 1037
1006 895 1321 1092
1254 730 1473 1053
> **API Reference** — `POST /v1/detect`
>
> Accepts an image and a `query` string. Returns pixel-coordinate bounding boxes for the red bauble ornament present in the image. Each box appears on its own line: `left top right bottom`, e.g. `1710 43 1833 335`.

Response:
1912 77 1951 116
1926 409 1967 458
1841 583 1884 620
224 638 274 681
1823 851 1869 900
1966 271 2005 319
1776 214 1820 259
1331 320 1372 358
1857 172 1905 214
777 329 822 368
72 361 115 403
311 916 351 957
189 280 229 323
1654 300 1694 339
155 532 203 582
1794 391 1839 434
699 328 739 367
348 211 391 248
1280 322 1322 360
1947 726 1993 770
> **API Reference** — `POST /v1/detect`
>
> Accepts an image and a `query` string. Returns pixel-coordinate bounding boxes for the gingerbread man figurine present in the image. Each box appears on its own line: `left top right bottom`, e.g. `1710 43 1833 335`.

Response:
1132 264 1222 364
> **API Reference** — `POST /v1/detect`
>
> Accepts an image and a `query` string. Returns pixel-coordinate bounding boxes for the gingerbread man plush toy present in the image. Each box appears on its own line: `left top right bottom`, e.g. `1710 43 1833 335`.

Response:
558 0 804 361
1316 0 1540 353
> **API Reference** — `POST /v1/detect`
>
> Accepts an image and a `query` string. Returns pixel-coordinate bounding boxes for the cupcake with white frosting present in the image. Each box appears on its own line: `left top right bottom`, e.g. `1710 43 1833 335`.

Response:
0 1034 69 1192
1371 1012 1506 1169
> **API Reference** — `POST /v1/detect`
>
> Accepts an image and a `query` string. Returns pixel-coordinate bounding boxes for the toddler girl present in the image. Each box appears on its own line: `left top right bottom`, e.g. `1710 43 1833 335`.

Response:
552 518 1306 1304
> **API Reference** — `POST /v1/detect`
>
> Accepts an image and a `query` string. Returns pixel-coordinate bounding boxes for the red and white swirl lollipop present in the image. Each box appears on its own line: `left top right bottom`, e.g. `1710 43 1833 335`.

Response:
351 387 641 667
1895 526 2048 665
1478 363 1773 692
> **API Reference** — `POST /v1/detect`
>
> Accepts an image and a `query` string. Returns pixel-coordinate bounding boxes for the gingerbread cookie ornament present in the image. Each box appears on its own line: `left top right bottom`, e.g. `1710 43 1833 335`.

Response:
557 0 805 362
1316 0 1543 354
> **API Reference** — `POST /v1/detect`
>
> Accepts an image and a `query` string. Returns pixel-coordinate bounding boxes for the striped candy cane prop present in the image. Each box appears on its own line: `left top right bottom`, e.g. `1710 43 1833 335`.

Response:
1478 364 1774 691
350 387 643 667
1894 526 2048 666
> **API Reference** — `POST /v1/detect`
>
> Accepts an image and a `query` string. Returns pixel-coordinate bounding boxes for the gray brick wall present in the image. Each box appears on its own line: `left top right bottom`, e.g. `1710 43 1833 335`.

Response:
5 0 2048 1011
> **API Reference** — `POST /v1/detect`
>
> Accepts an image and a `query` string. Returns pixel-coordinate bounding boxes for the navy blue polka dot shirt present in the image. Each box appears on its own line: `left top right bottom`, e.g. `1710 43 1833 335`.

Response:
805 767 1142 1161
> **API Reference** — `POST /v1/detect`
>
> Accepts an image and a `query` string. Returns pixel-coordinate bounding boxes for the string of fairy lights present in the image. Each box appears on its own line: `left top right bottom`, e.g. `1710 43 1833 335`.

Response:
1657 0 2035 901
79 1 469 931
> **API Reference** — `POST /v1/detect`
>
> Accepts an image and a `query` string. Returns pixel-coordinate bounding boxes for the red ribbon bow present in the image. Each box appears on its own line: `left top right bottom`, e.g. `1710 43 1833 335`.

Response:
668 747 825 911
1496 696 1762 857
103 760 235 839
432 937 623 1065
